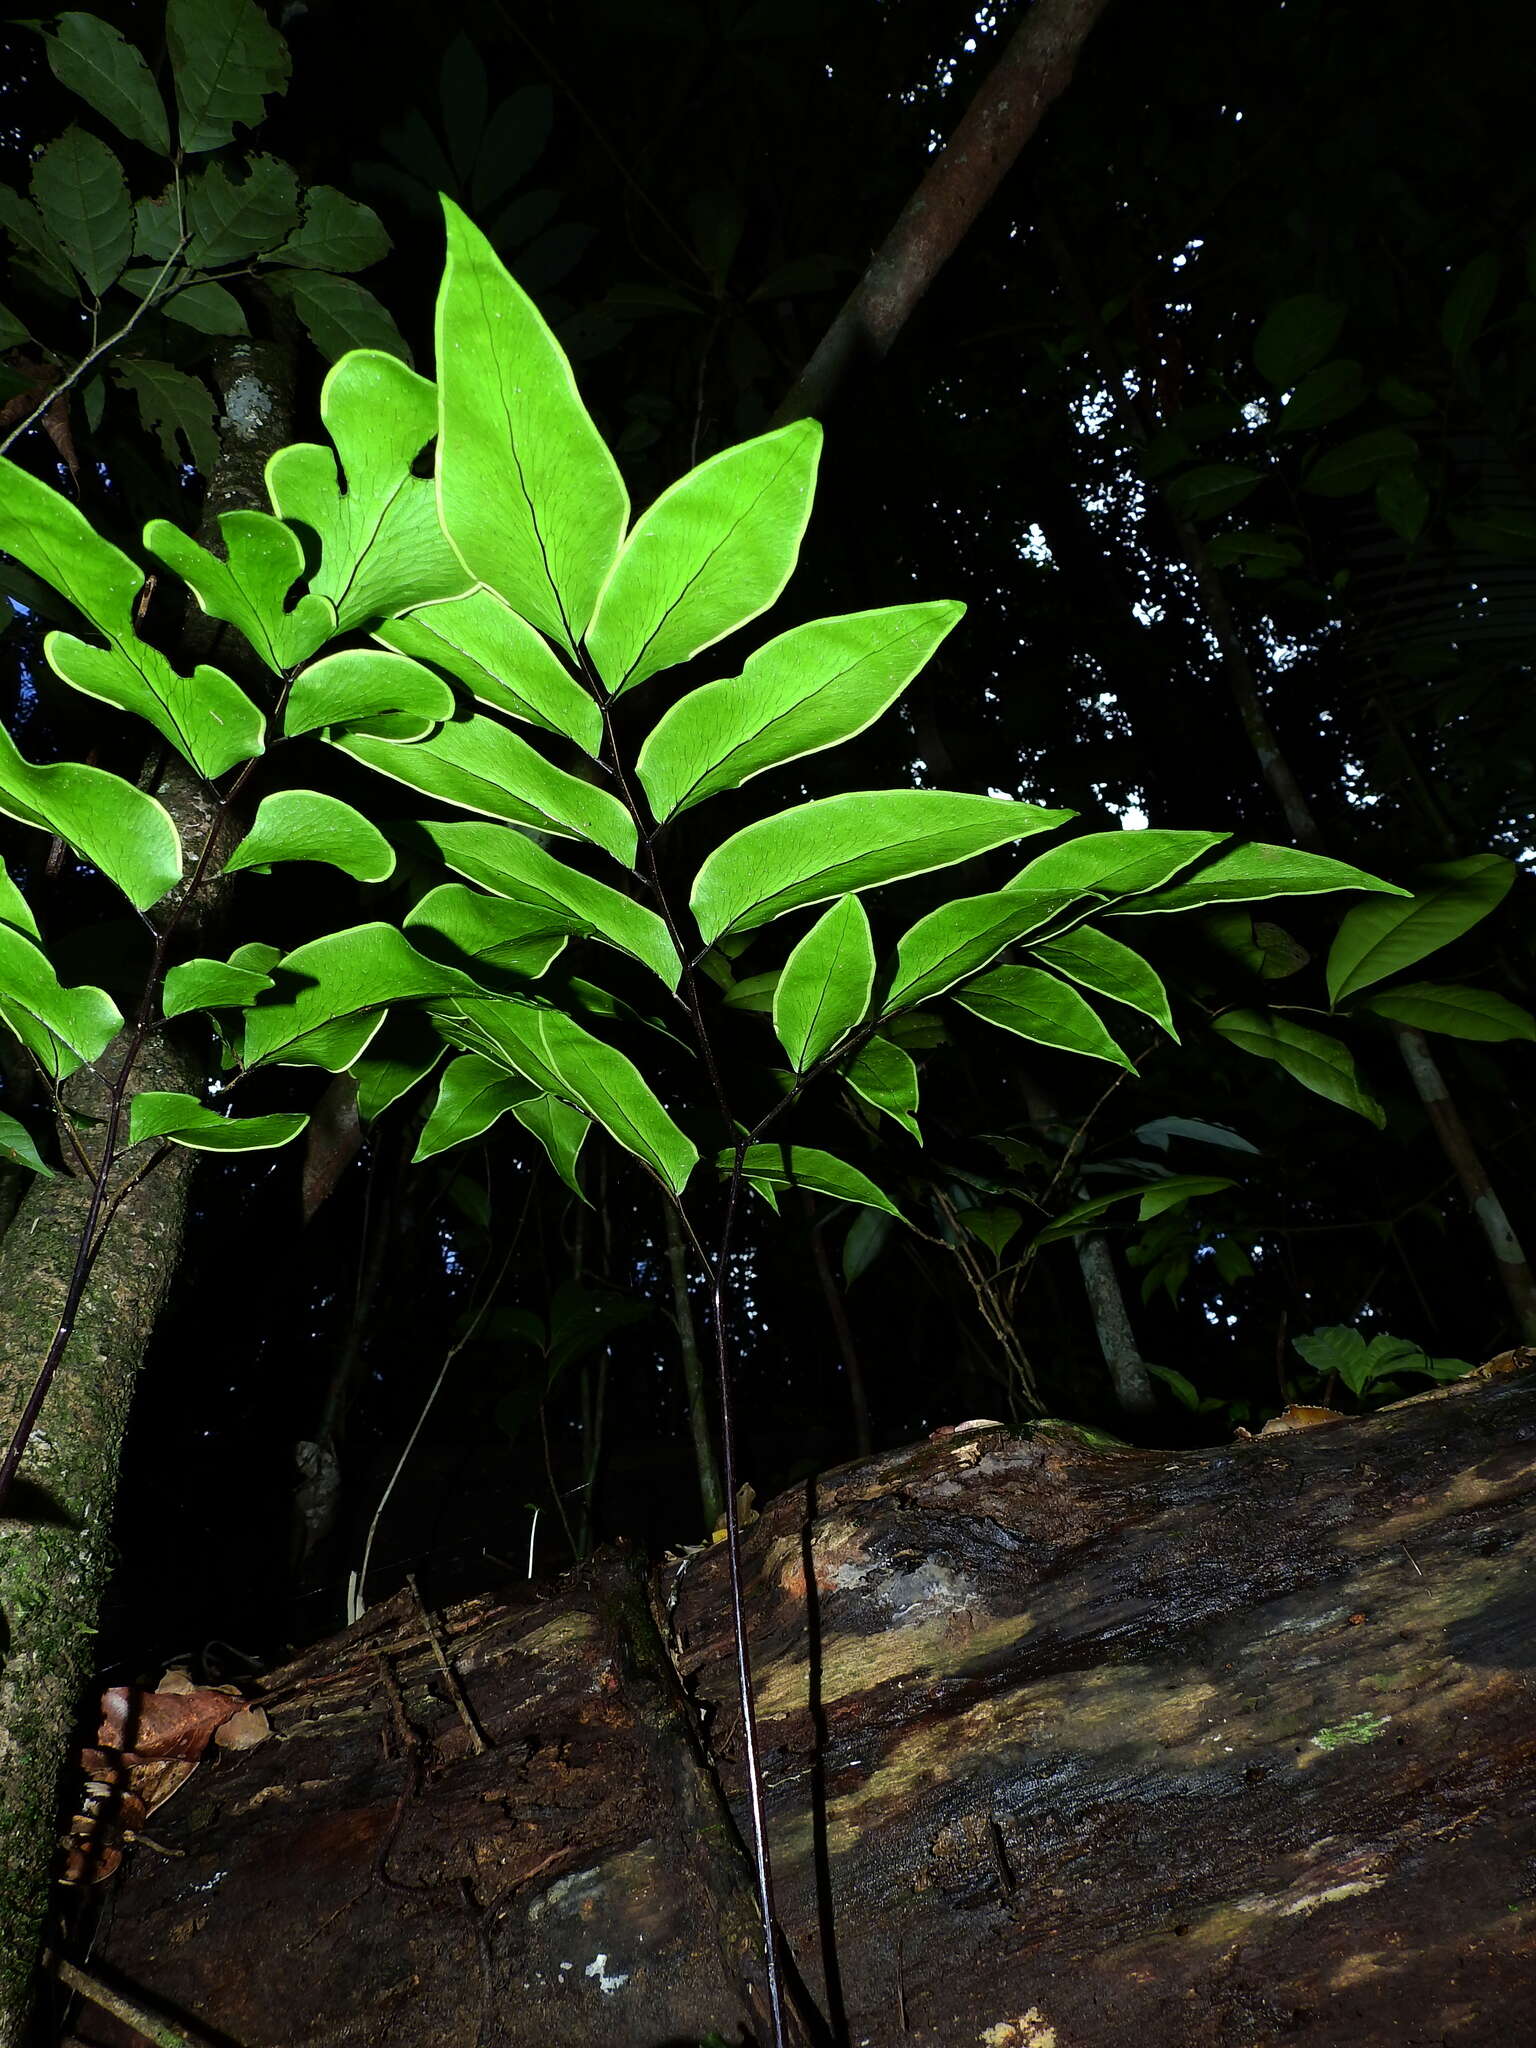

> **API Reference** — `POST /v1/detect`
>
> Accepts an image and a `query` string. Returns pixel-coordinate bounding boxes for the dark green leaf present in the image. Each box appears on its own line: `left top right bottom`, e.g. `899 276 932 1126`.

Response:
1030 925 1175 1036
1034 1175 1234 1246
1212 1010 1384 1124
167 0 291 154
41 13 170 154
1358 982 1536 1042
1165 464 1263 521
279 186 390 272
185 154 299 262
0 186 78 296
265 270 409 364
32 127 132 295
0 1108 53 1177
1440 251 1499 357
111 358 221 475
1304 428 1419 498
1254 295 1344 387
1275 360 1365 433
1327 854 1512 1002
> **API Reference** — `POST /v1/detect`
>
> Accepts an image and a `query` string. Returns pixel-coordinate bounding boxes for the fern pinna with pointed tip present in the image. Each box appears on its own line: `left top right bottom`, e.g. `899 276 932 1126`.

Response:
0 200 1403 2026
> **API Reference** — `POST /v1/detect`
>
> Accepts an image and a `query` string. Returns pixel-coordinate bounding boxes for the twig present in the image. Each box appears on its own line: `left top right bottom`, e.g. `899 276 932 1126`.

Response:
406 1571 489 1754
44 1950 214 2048
0 235 190 460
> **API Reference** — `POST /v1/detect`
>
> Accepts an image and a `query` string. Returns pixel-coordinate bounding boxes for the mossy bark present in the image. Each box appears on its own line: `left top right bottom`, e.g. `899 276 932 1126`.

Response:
0 340 294 2046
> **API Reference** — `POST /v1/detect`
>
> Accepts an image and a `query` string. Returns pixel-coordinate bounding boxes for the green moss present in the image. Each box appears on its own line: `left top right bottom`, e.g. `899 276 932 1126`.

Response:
1310 1710 1391 1749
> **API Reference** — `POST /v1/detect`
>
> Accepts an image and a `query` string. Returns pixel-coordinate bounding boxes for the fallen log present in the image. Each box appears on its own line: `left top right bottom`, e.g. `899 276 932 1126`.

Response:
68 1367 1536 2046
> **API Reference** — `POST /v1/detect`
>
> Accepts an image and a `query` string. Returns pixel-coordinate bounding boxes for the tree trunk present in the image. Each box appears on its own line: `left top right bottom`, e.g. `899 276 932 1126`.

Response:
0 340 294 2047
773 0 1112 426
65 1363 1536 2047
1073 1229 1156 1413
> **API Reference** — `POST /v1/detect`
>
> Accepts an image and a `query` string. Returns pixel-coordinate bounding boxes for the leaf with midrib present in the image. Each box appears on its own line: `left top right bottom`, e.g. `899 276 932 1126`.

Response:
636 601 962 822
377 587 601 754
420 820 678 987
773 896 874 1072
223 790 396 883
691 791 1073 944
128 1091 307 1152
0 922 122 1082
435 198 627 651
587 420 822 693
332 716 636 866
952 965 1133 1069
1212 1010 1384 1125
1326 854 1513 1004
720 1143 902 1218
0 719 181 910
243 923 483 1071
1113 843 1405 916
41 14 170 154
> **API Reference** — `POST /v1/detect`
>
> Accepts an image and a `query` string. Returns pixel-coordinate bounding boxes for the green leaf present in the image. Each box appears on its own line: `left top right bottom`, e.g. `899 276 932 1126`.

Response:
377 588 601 754
840 1035 920 1140
0 855 40 939
1275 359 1366 433
0 1108 53 1177
435 198 628 651
413 1053 537 1161
0 720 180 910
1146 1363 1202 1410
1326 854 1513 1002
691 790 1072 945
129 1090 306 1152
883 887 1074 1012
0 186 78 296
1008 829 1226 903
1136 1114 1258 1154
332 716 636 864
243 923 481 1071
404 883 567 980
722 1143 901 1217
1030 925 1175 1036
32 127 132 296
0 300 28 350
1165 463 1263 521
512 1092 590 1198
636 602 962 822
111 358 220 475
1292 1324 1380 1397
0 453 265 777
120 269 248 336
965 1205 1023 1256
1358 982 1536 1043
1304 428 1419 498
951 964 1132 1069
284 649 455 738
773 895 873 1071
144 510 333 671
1440 251 1499 358
420 820 679 988
1375 465 1430 543
0 922 122 1082
265 270 410 364
1213 1010 1383 1125
720 971 780 1013
185 155 299 263
266 351 472 630
1034 1175 1234 1246
41 14 171 154
279 186 390 273
161 956 273 1018
843 1207 894 1285
352 1010 445 1121
166 0 291 153
1254 295 1345 387
223 790 396 882
1449 508 1536 560
1114 843 1403 916
587 420 822 693
430 994 696 1195
1204 532 1304 575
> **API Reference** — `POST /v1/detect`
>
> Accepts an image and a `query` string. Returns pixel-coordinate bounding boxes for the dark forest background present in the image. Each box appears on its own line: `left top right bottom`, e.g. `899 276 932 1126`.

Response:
3 0 1534 1678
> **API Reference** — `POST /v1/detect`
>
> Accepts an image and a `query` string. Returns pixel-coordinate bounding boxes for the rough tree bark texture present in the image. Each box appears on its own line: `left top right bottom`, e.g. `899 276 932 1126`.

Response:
70 1366 1535 2048
0 341 294 2047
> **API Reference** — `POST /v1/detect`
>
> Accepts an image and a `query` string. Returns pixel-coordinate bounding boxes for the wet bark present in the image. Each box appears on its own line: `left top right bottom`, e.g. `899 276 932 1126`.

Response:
0 341 295 2047
70 1364 1536 2048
